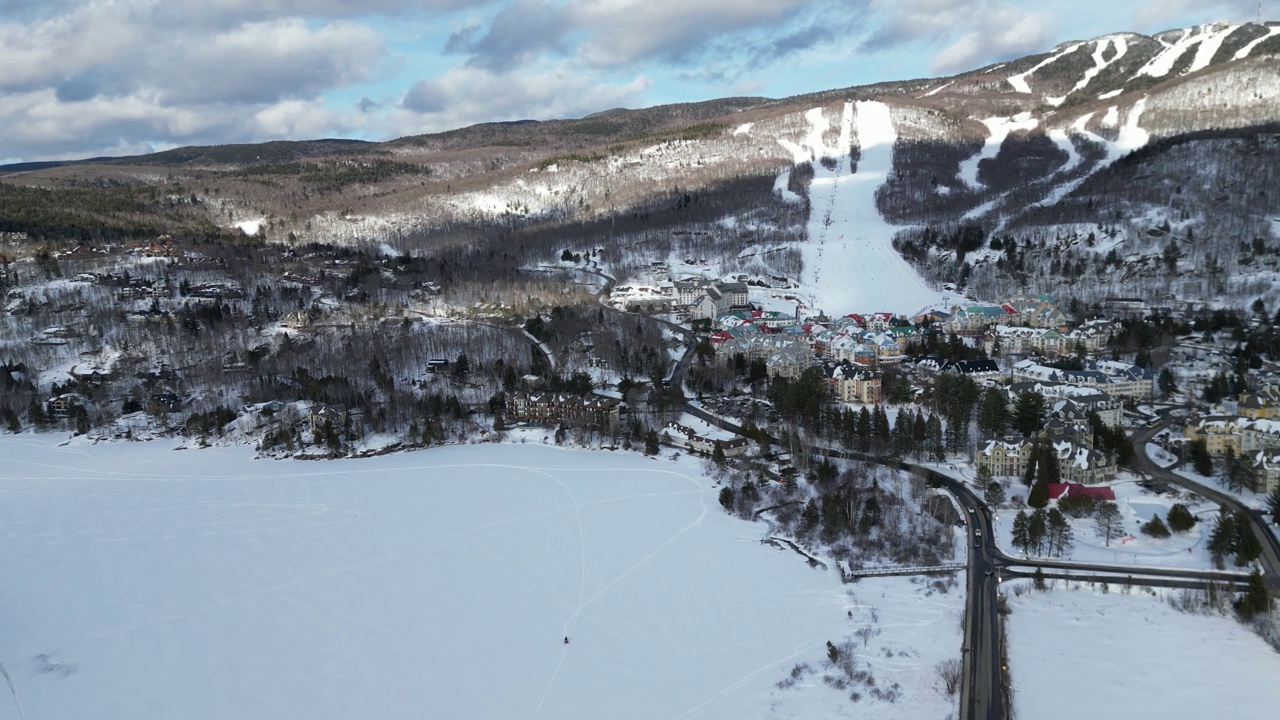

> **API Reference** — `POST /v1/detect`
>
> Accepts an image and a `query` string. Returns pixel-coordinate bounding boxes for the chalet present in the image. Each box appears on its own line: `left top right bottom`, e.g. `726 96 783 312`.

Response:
426 358 451 374
46 394 84 420
309 404 348 433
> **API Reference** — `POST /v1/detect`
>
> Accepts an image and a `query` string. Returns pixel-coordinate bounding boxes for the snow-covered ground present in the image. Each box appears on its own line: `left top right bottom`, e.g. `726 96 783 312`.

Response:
777 102 946 316
1144 442 1179 468
992 473 1222 571
0 436 958 720
1007 582 1280 720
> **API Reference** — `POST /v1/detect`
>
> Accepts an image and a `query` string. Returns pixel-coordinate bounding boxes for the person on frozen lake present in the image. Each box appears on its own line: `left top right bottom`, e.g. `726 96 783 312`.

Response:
564 636 570 645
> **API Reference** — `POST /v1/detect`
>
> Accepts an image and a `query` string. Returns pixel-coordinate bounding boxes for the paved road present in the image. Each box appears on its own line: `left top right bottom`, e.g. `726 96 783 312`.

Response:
1130 420 1280 587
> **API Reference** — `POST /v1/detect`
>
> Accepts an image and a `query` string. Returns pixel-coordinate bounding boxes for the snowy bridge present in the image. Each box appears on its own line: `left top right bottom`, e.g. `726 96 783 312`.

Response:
842 563 965 580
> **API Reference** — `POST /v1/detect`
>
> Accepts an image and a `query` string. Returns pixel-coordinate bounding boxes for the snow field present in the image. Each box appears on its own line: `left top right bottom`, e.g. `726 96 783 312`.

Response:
0 437 958 720
1006 582 1280 720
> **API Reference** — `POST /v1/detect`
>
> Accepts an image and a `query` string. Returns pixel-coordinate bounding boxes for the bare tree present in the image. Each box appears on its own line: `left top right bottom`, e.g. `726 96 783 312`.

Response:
936 658 963 695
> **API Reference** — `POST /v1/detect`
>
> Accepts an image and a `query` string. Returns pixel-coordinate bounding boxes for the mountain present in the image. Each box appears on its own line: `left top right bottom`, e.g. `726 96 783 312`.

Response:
3 22 1280 311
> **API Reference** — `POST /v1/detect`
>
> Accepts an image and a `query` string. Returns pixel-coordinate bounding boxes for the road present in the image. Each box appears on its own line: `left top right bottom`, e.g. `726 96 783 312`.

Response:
1130 420 1280 587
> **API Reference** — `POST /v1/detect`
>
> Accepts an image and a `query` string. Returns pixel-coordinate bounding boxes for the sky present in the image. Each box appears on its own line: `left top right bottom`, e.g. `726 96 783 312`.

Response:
0 0 1270 163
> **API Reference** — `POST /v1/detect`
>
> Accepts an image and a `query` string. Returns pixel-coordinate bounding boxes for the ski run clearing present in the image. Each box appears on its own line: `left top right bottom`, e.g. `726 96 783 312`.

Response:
0 436 960 720
1007 582 1280 720
777 102 946 316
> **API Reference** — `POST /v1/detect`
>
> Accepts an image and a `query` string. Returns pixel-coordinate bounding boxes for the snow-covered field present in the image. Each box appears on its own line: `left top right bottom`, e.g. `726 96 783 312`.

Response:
778 102 946 316
1007 582 1280 720
992 474 1222 571
0 436 959 719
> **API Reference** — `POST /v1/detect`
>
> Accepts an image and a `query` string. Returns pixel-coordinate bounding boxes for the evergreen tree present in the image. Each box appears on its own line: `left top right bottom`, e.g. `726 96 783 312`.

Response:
1012 391 1047 437
985 480 1006 506
800 499 820 534
718 486 735 511
1236 569 1272 619
1166 503 1196 533
1140 514 1171 538
1157 367 1177 396
1027 475 1050 509
1268 485 1280 526
1037 444 1061 485
1022 443 1040 487
1028 508 1049 554
1235 519 1263 567
1094 501 1124 547
1188 438 1213 476
1047 508 1073 557
643 429 660 456
1011 510 1031 554
977 388 1011 438
712 441 726 466
1207 508 1238 565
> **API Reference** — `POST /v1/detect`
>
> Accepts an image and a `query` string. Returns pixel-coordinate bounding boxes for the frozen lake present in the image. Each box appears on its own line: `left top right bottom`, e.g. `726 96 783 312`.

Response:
0 436 959 719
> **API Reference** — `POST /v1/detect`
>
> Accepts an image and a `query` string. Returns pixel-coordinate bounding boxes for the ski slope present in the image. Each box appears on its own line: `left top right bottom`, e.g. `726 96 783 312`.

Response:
778 102 946 315
0 436 960 720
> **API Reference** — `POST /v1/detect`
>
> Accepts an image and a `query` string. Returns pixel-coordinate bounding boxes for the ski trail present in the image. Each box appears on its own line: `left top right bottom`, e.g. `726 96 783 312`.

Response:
1236 24 1280 59
1008 43 1083 92
0 662 25 720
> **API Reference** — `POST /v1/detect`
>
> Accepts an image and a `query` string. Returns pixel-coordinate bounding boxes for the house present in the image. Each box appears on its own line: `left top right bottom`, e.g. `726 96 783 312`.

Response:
46 394 84 420
662 423 750 457
309 404 348 434
1047 483 1116 501
944 359 1002 378
426 358 451 374
1183 414 1246 456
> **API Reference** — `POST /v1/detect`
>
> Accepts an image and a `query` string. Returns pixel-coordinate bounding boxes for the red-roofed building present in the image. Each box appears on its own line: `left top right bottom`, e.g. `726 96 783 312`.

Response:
1047 483 1115 501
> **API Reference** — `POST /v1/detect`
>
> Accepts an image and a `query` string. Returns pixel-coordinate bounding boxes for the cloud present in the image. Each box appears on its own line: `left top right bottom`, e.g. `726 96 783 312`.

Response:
399 63 650 131
861 0 1055 74
932 7 1055 73
449 0 574 71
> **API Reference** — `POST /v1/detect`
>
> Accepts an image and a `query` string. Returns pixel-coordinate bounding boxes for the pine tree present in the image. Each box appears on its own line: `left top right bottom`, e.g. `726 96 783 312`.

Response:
1027 475 1050 509
1164 504 1194 532
1207 508 1238 565
1037 445 1061 485
1268 485 1280 526
1236 569 1272 619
712 441 726 466
1012 391 1047 437
1140 514 1170 538
1189 438 1213 476
718 486 735 512
1235 519 1263 567
977 388 1011 438
985 479 1005 506
1047 508 1073 558
1012 510 1031 554
643 429 660 456
1094 501 1124 547
1028 508 1049 555
1022 443 1040 487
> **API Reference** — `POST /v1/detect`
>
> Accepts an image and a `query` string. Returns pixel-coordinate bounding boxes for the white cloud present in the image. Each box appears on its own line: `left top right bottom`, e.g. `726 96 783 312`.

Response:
398 62 651 133
932 6 1055 73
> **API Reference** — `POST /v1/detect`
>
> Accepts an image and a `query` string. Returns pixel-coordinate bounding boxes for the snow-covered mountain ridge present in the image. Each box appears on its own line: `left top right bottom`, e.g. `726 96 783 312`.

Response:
4 22 1280 309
